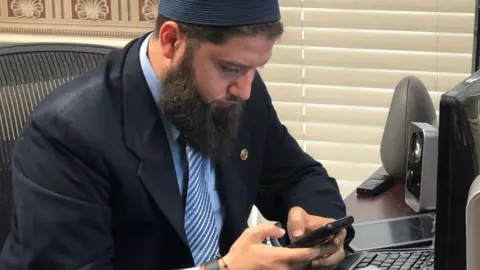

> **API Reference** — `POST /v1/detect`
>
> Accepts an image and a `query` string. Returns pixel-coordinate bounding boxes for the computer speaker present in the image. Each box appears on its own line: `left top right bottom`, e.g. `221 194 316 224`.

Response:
466 175 480 270
405 122 438 212
380 76 437 180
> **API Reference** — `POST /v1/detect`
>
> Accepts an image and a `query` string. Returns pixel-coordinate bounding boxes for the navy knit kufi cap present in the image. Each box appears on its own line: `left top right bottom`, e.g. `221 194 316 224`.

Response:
158 0 281 26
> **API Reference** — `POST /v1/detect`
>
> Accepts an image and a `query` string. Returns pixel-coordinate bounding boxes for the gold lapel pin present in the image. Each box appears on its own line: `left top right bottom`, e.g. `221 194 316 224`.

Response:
240 149 248 160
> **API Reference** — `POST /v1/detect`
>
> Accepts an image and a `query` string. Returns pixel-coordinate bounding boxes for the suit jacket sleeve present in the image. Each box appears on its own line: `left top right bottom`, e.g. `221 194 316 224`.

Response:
0 113 113 270
253 73 354 243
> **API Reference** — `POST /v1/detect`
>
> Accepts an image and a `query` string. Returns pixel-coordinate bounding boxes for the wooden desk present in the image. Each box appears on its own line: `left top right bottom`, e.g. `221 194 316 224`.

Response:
343 168 416 223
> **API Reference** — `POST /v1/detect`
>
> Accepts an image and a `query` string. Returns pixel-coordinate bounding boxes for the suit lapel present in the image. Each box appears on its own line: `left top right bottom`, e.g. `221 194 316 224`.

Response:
216 127 251 255
119 34 188 246
137 120 187 245
116 34 253 253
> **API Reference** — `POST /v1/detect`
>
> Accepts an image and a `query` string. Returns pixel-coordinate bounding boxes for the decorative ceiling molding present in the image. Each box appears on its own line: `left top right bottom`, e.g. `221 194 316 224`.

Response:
0 0 158 38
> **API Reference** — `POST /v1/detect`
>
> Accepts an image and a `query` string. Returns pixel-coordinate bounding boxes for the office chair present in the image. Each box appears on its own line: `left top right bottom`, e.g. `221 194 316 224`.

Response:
0 43 116 250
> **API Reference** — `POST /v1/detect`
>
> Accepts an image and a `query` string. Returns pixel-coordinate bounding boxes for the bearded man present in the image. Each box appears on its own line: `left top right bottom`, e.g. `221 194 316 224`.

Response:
0 0 354 269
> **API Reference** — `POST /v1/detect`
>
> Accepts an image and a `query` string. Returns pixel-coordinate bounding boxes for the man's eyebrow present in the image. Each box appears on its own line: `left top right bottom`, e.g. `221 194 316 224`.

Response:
219 58 270 69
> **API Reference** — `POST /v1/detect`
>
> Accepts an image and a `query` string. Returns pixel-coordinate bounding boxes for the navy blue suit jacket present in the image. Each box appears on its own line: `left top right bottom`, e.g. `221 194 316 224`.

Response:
0 34 353 269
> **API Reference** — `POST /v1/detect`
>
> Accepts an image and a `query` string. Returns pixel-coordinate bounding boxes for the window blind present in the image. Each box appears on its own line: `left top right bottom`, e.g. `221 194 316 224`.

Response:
258 0 475 199
0 0 475 224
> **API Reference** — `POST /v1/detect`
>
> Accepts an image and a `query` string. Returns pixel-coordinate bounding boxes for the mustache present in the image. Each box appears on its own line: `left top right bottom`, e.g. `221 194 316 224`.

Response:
209 95 241 104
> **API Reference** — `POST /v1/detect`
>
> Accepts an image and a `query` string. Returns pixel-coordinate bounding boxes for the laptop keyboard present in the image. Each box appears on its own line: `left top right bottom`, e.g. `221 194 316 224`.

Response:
352 250 434 270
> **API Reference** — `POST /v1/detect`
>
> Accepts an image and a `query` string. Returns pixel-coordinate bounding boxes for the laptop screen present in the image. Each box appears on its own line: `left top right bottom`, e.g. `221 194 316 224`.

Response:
348 213 435 252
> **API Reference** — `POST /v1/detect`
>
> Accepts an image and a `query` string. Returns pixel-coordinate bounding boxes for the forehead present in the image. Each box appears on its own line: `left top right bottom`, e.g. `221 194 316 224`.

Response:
198 35 275 66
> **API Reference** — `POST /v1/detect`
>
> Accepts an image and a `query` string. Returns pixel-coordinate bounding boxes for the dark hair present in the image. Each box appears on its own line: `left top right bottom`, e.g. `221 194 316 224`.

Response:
153 14 283 44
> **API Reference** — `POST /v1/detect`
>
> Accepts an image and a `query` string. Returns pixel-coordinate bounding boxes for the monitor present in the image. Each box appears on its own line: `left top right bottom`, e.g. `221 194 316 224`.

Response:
473 0 480 72
434 70 480 270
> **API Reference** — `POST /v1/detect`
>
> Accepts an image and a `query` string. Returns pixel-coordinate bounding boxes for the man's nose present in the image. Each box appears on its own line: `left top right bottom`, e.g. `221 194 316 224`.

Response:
228 70 254 101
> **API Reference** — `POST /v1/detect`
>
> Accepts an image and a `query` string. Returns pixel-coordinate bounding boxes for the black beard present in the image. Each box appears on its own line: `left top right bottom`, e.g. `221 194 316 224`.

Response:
159 46 244 162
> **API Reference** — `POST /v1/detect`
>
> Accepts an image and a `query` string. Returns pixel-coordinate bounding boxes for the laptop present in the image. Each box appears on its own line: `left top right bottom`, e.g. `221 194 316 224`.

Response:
271 213 436 270
337 213 435 269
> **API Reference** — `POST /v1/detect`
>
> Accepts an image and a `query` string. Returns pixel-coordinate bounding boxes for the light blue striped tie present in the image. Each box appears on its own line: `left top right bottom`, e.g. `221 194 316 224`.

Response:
184 144 220 265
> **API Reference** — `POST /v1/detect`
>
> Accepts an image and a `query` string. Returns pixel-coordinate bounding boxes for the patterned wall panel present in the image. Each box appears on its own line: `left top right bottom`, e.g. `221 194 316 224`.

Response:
72 0 112 21
140 0 158 22
0 0 160 38
7 0 46 19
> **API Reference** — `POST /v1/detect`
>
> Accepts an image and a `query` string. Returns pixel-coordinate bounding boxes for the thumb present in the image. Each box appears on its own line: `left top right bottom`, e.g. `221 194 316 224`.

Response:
287 207 307 241
247 222 286 243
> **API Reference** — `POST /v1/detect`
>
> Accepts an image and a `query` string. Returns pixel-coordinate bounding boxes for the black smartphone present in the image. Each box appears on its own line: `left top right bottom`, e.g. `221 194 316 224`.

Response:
288 216 354 248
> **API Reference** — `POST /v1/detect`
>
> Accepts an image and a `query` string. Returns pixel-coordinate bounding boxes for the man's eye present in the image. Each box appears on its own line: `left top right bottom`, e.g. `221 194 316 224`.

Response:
221 65 241 73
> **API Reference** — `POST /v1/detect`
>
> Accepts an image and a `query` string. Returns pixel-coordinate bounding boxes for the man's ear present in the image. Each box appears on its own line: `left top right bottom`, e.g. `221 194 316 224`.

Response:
159 21 183 60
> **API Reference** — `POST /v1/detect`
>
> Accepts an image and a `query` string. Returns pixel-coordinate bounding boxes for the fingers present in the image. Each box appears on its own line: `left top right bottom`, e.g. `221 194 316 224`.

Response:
261 242 339 267
269 243 337 265
311 233 346 266
311 246 345 267
317 243 338 258
246 222 286 242
332 229 347 246
273 246 322 263
287 207 307 240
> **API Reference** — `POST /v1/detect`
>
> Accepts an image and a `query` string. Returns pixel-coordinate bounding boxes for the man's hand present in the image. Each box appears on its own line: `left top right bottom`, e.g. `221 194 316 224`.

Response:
221 222 322 269
287 206 347 268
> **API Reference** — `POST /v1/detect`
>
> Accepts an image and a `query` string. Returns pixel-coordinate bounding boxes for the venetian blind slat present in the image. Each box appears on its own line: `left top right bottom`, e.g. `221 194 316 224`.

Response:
305 141 381 164
303 47 471 73
303 85 444 110
302 0 474 13
303 9 474 33
303 29 473 53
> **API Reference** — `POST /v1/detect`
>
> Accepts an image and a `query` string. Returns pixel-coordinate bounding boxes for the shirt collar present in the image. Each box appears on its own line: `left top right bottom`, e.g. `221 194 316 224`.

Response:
139 33 180 141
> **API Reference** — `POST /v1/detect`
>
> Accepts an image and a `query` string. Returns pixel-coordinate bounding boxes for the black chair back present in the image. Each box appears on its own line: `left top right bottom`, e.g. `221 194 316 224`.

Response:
0 43 116 249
